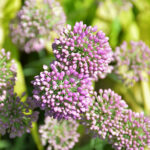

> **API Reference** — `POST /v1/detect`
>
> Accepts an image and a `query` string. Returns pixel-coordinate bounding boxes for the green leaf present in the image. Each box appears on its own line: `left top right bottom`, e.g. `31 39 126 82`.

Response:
14 59 27 101
0 140 10 149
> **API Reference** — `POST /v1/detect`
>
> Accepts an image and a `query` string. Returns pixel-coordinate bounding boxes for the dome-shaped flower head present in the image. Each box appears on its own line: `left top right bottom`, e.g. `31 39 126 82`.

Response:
114 41 150 86
0 89 39 138
0 49 16 103
39 116 80 150
84 89 128 141
52 21 113 80
84 88 150 150
112 110 150 150
10 0 66 53
32 61 94 120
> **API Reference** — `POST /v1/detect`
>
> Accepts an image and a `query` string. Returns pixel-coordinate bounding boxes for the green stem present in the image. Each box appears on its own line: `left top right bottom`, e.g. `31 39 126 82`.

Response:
141 73 150 115
31 122 44 150
115 84 143 112
92 81 95 90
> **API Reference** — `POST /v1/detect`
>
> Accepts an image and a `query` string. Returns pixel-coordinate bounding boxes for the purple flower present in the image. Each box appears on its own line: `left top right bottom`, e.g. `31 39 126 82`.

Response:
84 89 128 140
52 21 113 80
0 49 16 103
10 0 66 53
0 89 39 138
112 110 150 150
39 116 80 150
83 88 150 150
114 41 150 86
32 61 94 120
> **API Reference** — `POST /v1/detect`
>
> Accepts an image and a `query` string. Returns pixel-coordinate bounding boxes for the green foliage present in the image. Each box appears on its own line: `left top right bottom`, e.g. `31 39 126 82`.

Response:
62 0 98 25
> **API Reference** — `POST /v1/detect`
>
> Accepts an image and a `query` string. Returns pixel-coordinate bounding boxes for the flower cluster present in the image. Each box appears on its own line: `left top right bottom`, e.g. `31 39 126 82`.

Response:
39 116 80 150
10 0 66 53
114 41 150 86
112 110 150 150
52 21 113 80
32 61 94 120
84 89 128 140
31 21 150 149
84 88 150 150
0 89 39 138
0 49 16 103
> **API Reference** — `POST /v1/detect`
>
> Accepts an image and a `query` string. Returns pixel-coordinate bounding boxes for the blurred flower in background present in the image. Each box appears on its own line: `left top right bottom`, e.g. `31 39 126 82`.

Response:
0 91 39 138
10 0 66 53
0 49 16 102
114 41 150 86
0 49 39 138
39 116 80 150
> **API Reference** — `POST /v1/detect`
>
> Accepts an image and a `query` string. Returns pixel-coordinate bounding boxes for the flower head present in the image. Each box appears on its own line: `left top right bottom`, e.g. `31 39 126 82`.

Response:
32 61 94 120
0 89 39 138
52 21 113 80
0 49 16 103
84 89 128 140
84 88 150 150
39 116 80 150
114 41 150 86
10 0 66 53
112 110 150 150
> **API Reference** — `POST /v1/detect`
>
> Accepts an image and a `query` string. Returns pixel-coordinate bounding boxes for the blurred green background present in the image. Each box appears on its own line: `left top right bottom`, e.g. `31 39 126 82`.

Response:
0 0 150 149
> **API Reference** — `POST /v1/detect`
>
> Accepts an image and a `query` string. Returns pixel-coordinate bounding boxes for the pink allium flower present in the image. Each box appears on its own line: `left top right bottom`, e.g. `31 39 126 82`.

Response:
112 110 150 150
32 61 94 120
10 0 66 53
52 21 113 80
84 89 128 140
84 88 150 150
114 41 150 86
0 49 16 103
0 89 39 138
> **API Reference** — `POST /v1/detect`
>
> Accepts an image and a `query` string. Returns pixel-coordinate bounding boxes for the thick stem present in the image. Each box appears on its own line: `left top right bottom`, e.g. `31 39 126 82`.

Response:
115 84 143 112
31 122 43 150
141 73 150 115
92 81 95 90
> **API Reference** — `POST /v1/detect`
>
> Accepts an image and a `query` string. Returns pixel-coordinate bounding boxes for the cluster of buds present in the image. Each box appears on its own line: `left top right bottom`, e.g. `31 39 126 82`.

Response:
0 49 39 138
39 116 80 150
114 41 150 86
32 61 94 120
0 89 39 138
31 22 150 149
52 21 113 80
112 110 150 150
10 0 66 53
0 49 16 104
84 89 150 150
84 89 128 140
